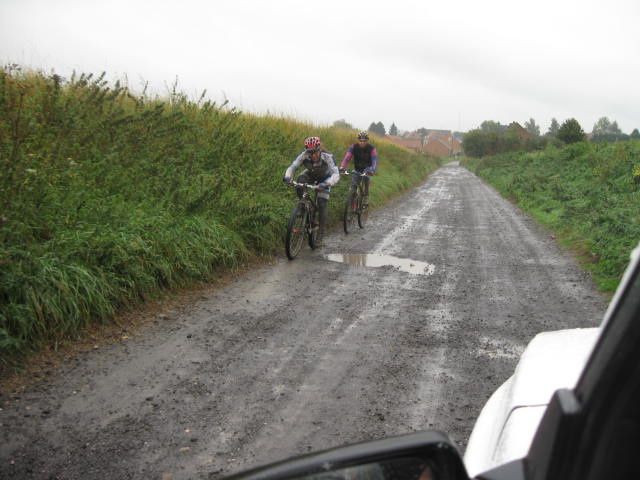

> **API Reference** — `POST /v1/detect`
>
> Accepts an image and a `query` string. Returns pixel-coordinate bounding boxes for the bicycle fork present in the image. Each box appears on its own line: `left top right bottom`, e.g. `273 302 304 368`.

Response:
349 187 359 213
307 204 319 234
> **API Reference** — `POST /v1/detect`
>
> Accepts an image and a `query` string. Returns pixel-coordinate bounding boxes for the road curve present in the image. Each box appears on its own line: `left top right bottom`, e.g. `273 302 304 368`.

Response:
0 163 607 479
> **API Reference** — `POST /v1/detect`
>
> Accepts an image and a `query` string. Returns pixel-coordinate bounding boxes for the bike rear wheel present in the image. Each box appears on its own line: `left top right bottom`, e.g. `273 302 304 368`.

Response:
285 204 306 260
357 187 369 229
308 208 319 249
343 191 357 234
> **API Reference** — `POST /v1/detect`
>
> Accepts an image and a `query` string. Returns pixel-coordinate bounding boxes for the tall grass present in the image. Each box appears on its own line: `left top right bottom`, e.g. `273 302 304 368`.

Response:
0 65 441 360
462 141 640 291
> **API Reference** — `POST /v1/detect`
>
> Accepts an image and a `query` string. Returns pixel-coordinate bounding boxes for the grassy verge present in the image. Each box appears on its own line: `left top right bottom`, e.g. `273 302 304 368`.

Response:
0 66 441 361
462 141 640 291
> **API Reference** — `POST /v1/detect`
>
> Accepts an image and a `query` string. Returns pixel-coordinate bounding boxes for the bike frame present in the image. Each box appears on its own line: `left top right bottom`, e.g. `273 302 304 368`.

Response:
291 181 320 216
343 170 369 199
341 170 370 233
285 181 321 259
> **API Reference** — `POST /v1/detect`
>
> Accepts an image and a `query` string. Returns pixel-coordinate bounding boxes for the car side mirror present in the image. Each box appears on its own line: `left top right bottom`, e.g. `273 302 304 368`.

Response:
223 431 470 480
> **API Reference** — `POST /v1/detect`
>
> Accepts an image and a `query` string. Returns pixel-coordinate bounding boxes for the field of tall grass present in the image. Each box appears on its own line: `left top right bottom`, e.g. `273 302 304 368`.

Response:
463 141 640 292
0 66 441 362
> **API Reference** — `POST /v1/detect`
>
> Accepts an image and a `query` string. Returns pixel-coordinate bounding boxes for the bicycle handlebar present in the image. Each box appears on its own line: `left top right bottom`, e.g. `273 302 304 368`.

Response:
290 181 321 190
341 170 370 177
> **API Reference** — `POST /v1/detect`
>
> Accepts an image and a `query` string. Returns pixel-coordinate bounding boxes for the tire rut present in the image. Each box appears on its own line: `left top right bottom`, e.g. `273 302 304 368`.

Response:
0 163 608 480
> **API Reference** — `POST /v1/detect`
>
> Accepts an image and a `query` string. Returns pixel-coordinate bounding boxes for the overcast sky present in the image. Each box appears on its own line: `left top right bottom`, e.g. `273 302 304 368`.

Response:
1 0 638 133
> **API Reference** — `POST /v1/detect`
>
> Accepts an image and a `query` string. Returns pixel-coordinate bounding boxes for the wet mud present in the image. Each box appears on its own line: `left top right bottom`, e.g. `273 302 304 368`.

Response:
324 253 435 275
0 163 607 479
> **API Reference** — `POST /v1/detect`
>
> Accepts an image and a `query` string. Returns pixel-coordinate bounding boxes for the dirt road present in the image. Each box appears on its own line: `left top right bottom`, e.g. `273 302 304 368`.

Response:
0 163 607 479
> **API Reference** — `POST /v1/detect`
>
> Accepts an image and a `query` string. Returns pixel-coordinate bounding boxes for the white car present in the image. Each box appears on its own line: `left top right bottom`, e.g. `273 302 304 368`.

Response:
226 243 640 480
463 327 600 477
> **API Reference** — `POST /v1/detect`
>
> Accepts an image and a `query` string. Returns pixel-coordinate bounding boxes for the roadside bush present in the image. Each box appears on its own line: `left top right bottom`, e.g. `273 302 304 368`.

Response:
462 140 640 291
462 124 546 158
556 118 586 144
0 65 441 360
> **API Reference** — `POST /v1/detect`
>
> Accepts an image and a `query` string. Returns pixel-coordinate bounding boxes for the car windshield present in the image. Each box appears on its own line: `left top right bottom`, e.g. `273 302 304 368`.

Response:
0 2 637 480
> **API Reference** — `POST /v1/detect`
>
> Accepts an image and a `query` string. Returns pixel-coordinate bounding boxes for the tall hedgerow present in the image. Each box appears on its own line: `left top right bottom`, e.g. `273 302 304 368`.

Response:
0 65 441 360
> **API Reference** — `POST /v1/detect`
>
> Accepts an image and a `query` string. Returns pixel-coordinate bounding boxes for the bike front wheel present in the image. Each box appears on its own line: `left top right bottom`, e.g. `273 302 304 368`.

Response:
285 204 306 260
357 189 369 229
343 191 357 234
308 208 319 249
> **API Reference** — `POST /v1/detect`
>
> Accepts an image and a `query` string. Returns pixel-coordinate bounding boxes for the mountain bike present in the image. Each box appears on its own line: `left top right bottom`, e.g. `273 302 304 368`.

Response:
342 170 370 234
285 181 320 260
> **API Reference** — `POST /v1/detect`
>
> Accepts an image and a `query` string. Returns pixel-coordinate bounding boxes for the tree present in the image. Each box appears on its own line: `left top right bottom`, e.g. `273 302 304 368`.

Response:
592 117 614 135
480 120 503 133
610 120 621 135
504 124 526 151
547 118 560 137
368 121 386 136
389 122 398 136
333 119 353 129
591 117 622 135
462 129 487 157
524 118 540 137
592 116 626 143
463 119 551 157
462 128 500 157
557 118 586 144
631 128 640 139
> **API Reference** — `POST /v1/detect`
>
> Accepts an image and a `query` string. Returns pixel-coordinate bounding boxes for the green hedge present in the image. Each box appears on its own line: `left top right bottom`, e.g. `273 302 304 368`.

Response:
0 66 441 358
462 141 640 291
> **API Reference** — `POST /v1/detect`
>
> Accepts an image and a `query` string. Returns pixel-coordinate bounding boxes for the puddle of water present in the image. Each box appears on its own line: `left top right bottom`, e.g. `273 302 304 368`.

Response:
325 253 435 275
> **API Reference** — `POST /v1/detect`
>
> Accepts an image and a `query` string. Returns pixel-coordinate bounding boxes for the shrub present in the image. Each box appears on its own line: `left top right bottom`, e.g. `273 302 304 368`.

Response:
462 140 640 291
557 118 586 144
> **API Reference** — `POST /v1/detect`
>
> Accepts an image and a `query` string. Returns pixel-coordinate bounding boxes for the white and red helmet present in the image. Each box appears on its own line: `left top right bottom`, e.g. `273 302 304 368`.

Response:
304 136 321 151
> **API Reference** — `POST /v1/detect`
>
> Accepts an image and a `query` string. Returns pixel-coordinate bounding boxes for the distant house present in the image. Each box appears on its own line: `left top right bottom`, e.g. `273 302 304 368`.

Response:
386 129 462 157
424 131 463 157
506 122 533 141
386 135 423 152
385 130 462 157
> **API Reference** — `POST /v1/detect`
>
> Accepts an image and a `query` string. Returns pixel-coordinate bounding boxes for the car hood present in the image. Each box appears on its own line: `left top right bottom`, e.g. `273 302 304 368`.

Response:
464 327 600 477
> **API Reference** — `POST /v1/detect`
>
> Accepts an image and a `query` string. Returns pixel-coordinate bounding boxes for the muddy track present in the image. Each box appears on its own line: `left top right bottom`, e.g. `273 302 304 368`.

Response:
0 163 607 479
